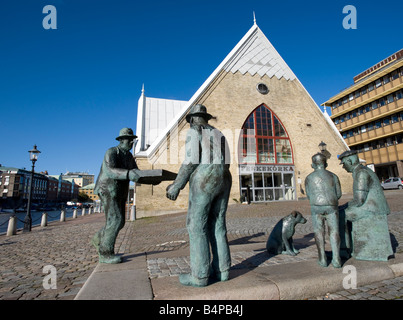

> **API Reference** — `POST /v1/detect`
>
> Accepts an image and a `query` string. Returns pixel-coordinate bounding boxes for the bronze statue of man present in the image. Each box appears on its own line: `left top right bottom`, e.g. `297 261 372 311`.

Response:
339 150 393 261
166 104 232 287
305 153 342 268
92 128 140 264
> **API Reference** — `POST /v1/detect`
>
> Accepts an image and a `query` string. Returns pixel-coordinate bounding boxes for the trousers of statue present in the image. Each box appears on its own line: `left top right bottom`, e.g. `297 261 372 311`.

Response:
186 173 232 280
95 192 126 257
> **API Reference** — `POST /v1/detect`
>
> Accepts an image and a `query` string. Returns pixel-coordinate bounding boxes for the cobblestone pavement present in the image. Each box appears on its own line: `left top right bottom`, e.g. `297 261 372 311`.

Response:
0 190 402 300
0 214 103 300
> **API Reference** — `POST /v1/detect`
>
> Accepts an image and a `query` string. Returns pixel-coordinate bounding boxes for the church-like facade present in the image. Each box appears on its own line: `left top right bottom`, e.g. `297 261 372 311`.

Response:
134 22 351 217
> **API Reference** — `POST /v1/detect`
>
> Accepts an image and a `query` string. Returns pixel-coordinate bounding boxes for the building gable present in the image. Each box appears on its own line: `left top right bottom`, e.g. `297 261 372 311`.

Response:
135 23 343 161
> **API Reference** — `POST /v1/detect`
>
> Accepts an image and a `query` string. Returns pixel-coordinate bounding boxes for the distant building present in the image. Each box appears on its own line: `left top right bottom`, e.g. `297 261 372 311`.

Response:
48 174 80 202
80 183 134 203
322 49 403 179
60 172 94 188
46 175 59 202
0 166 48 208
0 166 80 209
79 183 98 201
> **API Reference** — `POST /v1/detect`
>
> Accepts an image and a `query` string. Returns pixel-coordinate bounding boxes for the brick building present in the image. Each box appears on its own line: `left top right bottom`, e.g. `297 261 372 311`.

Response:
133 22 351 217
0 167 48 209
0 166 80 209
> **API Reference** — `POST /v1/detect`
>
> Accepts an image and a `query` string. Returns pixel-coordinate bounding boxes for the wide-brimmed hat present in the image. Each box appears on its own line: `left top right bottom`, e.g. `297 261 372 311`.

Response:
185 104 214 123
116 127 137 141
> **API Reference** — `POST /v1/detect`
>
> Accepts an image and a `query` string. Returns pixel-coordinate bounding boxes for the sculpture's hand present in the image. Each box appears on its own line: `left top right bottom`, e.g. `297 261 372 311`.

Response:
166 183 180 201
129 169 140 182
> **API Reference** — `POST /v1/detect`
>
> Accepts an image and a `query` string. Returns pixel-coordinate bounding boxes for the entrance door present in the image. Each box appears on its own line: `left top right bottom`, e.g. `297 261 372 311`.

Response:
239 167 296 202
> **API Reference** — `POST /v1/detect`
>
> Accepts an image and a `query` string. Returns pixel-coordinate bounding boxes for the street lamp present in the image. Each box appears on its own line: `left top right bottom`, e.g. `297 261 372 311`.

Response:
23 145 41 232
318 141 327 153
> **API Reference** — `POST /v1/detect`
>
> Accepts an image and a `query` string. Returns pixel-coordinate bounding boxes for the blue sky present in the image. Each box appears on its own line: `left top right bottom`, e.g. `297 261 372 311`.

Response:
1 0 402 178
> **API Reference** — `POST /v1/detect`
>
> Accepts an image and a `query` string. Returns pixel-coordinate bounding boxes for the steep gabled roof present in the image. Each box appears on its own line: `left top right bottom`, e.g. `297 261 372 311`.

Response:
134 23 311 158
223 24 296 80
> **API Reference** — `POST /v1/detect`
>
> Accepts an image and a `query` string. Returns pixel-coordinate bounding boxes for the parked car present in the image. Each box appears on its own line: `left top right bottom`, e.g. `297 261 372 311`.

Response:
381 177 403 190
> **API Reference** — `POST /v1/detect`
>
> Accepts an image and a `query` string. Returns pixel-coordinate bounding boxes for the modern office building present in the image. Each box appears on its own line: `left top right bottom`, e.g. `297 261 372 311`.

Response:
322 49 403 179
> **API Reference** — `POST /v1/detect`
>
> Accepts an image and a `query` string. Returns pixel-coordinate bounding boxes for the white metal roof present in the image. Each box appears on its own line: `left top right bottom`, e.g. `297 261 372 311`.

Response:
135 23 320 158
223 25 296 80
135 87 188 154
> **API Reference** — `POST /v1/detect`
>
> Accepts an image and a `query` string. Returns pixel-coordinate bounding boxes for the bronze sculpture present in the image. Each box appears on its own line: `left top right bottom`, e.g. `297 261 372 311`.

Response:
166 105 232 287
339 150 393 261
91 128 176 263
305 153 342 268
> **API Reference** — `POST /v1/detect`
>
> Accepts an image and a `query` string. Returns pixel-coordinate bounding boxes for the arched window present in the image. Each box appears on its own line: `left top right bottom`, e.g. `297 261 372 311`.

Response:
239 105 295 202
240 104 293 164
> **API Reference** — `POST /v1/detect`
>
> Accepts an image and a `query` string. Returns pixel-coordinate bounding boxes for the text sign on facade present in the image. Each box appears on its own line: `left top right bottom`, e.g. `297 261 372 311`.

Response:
239 165 294 174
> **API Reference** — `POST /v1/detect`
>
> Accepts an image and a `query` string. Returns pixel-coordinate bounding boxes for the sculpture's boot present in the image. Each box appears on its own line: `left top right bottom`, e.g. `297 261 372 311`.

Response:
210 270 229 281
179 273 208 287
317 258 328 267
91 232 101 252
331 258 342 268
99 254 122 264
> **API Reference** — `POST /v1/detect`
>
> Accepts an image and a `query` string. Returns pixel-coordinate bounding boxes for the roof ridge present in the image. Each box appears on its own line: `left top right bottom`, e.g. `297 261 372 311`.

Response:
136 24 298 157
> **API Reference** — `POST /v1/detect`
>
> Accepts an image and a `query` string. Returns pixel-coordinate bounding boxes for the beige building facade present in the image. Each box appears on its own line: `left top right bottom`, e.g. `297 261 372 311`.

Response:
134 23 351 217
323 49 403 179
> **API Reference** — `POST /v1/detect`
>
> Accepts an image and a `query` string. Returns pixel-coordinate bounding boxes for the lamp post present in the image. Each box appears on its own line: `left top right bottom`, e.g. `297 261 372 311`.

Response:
23 145 41 232
318 141 327 153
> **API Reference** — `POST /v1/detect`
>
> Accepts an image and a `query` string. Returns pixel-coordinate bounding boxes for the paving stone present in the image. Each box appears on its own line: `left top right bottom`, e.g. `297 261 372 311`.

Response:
2 192 403 300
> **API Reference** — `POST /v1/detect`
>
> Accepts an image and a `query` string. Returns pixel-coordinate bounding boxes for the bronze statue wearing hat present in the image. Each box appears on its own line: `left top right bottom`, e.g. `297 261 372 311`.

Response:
92 128 141 263
339 150 393 261
166 104 232 287
305 153 342 267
